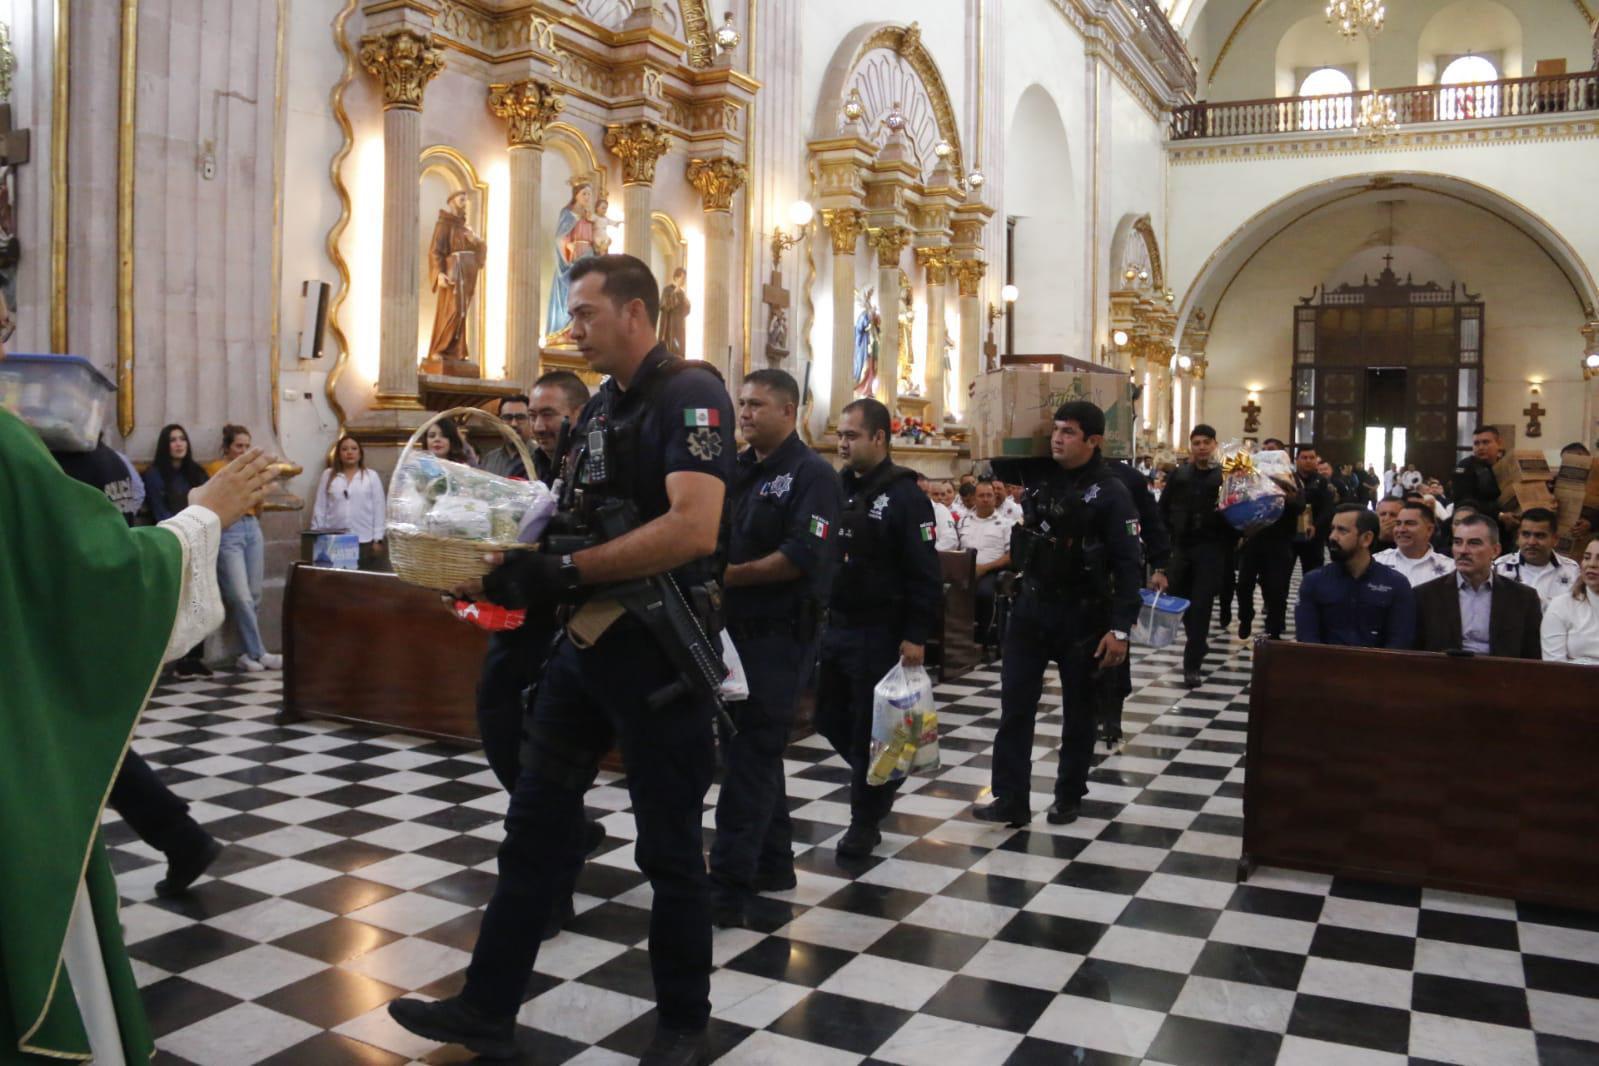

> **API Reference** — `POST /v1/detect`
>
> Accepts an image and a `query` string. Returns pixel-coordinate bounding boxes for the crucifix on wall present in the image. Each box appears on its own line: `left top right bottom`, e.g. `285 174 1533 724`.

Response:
1524 400 1545 438
1241 396 1262 434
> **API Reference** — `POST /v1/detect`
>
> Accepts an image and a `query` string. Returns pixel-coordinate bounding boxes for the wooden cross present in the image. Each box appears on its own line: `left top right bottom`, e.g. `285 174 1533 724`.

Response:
1524 401 1545 438
1241 397 1262 433
761 268 790 364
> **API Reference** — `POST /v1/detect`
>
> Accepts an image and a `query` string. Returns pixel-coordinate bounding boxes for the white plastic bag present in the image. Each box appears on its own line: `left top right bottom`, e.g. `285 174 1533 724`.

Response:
868 662 938 785
719 632 750 702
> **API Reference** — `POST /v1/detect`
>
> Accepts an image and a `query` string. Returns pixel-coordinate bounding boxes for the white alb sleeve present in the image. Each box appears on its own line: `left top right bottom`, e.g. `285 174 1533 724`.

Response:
157 505 226 661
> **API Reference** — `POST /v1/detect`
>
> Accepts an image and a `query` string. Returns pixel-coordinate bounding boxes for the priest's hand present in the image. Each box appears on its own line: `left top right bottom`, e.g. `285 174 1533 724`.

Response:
189 447 274 527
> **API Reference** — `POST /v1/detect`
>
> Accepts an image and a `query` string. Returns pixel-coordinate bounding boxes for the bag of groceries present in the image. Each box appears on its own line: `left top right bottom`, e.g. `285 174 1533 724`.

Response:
867 662 939 786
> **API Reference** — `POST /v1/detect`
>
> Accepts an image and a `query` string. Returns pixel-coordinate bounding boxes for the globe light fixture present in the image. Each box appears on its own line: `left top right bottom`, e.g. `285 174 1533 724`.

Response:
1112 329 1130 347
788 200 815 227
1001 284 1019 304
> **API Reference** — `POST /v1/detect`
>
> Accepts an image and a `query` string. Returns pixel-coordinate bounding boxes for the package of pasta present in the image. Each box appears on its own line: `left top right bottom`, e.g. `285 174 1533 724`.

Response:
1216 441 1285 534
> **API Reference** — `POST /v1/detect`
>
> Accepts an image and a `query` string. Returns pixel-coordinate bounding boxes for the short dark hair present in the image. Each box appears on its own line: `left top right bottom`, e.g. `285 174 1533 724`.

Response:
742 368 800 408
569 254 660 326
1455 512 1500 543
1399 501 1435 525
1296 445 1318 457
1560 441 1589 456
532 370 590 412
958 481 975 500
1335 502 1379 541
1453 502 1479 518
1519 507 1557 531
1053 400 1106 439
499 393 531 411
222 423 251 449
1262 438 1285 450
842 397 892 444
1190 423 1217 442
1472 424 1500 439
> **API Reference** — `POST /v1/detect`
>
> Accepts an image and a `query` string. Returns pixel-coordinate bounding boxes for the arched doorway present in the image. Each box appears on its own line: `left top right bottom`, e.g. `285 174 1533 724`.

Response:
1004 85 1080 356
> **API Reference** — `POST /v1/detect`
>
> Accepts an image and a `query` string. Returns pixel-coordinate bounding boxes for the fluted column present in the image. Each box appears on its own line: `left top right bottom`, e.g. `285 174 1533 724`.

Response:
604 121 673 261
917 248 951 428
360 26 443 409
687 157 749 375
954 259 986 419
489 79 564 387
869 226 910 415
822 208 865 428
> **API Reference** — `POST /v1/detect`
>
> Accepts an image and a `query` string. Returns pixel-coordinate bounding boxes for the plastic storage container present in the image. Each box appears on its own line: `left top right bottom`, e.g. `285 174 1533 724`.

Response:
1131 589 1190 648
0 354 116 452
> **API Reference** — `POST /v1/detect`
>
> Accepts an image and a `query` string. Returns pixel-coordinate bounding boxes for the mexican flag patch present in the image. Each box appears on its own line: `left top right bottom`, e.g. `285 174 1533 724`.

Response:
919 521 936 542
1125 519 1141 537
809 515 829 538
683 408 721 427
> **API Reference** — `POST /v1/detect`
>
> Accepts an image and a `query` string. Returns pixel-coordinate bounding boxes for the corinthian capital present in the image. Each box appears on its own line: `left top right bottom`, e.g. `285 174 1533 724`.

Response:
819 208 866 256
358 27 444 112
915 246 951 285
604 121 673 186
867 226 911 269
953 258 987 298
488 80 565 148
685 157 748 213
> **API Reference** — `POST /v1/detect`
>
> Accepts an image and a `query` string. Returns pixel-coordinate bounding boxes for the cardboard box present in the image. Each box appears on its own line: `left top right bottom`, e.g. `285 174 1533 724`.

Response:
969 366 1134 460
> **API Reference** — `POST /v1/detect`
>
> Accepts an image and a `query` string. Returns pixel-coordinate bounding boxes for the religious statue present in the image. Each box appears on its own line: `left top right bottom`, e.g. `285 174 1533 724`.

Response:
942 316 956 421
852 287 881 398
592 197 614 256
766 306 789 362
658 267 690 358
0 167 16 341
896 278 919 396
545 181 598 340
424 189 486 376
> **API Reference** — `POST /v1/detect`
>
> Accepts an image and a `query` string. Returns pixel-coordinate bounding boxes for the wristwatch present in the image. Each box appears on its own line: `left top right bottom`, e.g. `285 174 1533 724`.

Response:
557 553 582 593
1110 630 1128 642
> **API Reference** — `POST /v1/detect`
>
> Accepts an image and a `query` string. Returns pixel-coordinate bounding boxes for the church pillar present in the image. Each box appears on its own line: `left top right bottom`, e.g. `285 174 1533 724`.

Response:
822 208 865 427
489 79 564 388
868 226 910 415
687 157 749 375
1581 322 1599 449
359 22 443 409
954 258 987 416
916 248 951 428
604 121 673 262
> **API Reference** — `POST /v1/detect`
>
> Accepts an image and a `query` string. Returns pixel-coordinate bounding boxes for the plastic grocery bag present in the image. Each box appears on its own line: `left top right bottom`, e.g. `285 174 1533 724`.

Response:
719 632 750 702
867 662 939 786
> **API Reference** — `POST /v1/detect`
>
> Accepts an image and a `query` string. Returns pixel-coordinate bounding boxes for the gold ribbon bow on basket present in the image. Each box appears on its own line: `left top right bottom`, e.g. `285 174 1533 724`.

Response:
1221 451 1256 476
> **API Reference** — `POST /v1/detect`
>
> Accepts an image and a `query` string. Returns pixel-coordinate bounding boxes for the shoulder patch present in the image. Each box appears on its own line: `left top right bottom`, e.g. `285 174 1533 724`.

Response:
683 408 721 427
686 426 723 461
919 521 936 542
1124 519 1141 537
809 515 830 538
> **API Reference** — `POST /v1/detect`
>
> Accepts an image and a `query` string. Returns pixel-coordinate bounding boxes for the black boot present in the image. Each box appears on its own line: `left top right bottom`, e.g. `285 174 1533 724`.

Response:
973 799 1031 827
1047 800 1081 825
155 834 223 898
388 996 516 1059
640 1026 710 1066
835 822 881 858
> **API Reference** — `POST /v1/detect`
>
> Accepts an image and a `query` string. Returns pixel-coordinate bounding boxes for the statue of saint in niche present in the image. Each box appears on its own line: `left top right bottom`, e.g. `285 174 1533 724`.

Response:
896 277 919 396
658 267 690 358
852 287 880 398
423 189 487 377
546 181 601 341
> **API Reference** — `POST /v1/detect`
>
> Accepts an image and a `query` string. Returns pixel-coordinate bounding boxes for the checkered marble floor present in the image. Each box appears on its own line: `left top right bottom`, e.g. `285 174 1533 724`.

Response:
109 595 1599 1065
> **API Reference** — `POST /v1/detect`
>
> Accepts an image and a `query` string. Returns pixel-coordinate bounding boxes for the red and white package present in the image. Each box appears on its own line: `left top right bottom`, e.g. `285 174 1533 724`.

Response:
450 599 526 631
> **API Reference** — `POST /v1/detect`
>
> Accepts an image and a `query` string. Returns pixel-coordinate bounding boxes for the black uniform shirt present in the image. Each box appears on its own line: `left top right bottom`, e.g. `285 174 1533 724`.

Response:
1159 462 1231 548
829 458 942 646
1106 458 1170 571
726 431 843 622
54 443 142 526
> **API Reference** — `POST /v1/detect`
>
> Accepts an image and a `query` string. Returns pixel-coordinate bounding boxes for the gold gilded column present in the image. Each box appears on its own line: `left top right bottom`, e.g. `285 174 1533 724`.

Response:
687 157 748 375
868 225 911 414
821 208 865 428
604 121 672 262
954 258 987 413
359 25 443 408
489 79 564 387
916 247 951 428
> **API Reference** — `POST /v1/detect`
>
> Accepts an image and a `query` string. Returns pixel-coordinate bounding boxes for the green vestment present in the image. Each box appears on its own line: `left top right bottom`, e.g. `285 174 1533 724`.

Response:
1 407 179 1063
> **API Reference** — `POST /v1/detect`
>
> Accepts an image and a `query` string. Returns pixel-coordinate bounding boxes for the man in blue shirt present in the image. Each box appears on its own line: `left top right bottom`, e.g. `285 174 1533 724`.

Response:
1296 504 1416 648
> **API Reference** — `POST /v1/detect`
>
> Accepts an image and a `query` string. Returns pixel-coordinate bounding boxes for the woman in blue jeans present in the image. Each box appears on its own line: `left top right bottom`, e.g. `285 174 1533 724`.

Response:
205 425 281 672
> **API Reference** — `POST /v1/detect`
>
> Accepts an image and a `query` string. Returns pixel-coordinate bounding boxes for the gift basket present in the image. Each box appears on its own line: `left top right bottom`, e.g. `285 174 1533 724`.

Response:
386 407 555 591
1217 441 1285 533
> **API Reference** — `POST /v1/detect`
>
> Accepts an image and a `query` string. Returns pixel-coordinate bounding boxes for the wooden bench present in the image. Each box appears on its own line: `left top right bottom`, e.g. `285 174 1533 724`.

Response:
1246 639 1599 912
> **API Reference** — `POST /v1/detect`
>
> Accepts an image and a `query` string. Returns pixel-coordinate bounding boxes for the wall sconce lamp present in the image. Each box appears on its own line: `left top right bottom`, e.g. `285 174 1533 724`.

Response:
769 200 815 270
1584 351 1599 380
1175 353 1194 373
987 284 1019 327
1112 329 1130 348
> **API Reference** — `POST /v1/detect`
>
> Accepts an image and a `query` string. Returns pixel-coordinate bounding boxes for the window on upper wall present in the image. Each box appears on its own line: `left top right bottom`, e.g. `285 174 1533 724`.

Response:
1297 68 1355 130
1299 67 1356 97
1439 55 1501 119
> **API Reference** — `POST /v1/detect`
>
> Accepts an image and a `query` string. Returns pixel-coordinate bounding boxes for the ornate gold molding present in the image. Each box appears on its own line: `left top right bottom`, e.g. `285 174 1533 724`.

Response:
117 0 138 436
682 0 714 68
820 207 866 256
323 0 360 433
1133 216 1165 293
849 23 966 184
1168 119 1599 164
604 120 672 185
866 225 911 268
953 258 987 298
915 245 951 285
685 156 748 212
487 79 564 148
358 26 443 111
50 0 67 352
437 0 561 62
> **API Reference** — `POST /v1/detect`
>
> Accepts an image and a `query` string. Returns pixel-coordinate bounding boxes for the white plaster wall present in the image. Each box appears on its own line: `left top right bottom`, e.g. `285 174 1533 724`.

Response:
0 0 59 355
1104 76 1168 307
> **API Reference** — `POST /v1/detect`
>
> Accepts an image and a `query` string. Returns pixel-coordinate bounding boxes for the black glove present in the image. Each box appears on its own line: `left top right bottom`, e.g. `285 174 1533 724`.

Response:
481 551 575 610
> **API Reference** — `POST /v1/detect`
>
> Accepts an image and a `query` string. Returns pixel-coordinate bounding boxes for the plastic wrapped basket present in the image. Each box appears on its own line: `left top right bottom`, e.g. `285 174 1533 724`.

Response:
387 407 538 592
1131 589 1190 648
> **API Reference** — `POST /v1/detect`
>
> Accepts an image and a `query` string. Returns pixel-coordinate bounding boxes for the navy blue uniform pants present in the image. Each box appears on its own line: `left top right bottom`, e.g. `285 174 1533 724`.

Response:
1295 536 1326 578
710 631 814 901
110 750 208 858
475 622 556 793
813 624 905 827
1169 541 1229 672
993 592 1101 807
1237 536 1295 639
462 626 716 1029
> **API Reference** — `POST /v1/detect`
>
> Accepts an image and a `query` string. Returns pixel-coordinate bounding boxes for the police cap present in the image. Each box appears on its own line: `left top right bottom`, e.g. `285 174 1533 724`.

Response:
1053 400 1106 438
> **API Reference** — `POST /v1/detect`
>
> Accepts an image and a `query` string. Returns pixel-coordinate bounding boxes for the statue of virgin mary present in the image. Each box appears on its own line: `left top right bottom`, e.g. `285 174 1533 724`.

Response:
545 181 597 339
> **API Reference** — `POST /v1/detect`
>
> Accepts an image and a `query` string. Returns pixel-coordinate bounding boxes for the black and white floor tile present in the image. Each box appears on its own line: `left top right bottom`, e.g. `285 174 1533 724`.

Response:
109 598 1599 1065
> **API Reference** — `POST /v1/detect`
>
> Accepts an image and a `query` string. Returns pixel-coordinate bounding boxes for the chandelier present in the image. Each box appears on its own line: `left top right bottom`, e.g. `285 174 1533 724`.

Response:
1326 0 1385 39
1355 93 1399 142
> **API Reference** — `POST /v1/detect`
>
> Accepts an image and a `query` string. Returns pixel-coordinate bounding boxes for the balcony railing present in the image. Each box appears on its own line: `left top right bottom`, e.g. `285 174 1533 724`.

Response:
1170 71 1599 140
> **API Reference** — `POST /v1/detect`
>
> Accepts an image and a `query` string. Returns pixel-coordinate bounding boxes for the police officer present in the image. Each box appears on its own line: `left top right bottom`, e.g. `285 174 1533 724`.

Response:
1160 424 1235 688
976 401 1142 827
817 397 942 858
711 369 841 926
1094 454 1170 746
389 255 734 1066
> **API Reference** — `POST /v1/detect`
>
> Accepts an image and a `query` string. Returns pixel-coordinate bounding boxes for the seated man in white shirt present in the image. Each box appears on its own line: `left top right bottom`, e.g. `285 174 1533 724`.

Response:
995 479 1024 523
1373 501 1453 586
959 482 1015 648
1493 507 1580 607
919 474 961 551
951 480 975 524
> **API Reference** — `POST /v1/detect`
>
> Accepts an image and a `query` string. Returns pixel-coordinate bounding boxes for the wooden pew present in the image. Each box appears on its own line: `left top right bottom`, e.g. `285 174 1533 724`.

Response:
932 549 981 682
1246 639 1599 912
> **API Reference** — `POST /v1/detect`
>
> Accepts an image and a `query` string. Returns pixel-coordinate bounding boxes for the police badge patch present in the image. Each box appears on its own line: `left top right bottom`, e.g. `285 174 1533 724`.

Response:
761 473 794 498
687 426 723 461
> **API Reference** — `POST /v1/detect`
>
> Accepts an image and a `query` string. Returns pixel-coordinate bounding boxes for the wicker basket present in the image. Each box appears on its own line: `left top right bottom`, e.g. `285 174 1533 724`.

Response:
387 406 539 592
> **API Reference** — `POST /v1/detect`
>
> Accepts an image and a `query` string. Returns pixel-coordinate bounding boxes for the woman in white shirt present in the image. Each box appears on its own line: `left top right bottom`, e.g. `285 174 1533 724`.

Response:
311 435 388 569
1540 540 1599 665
